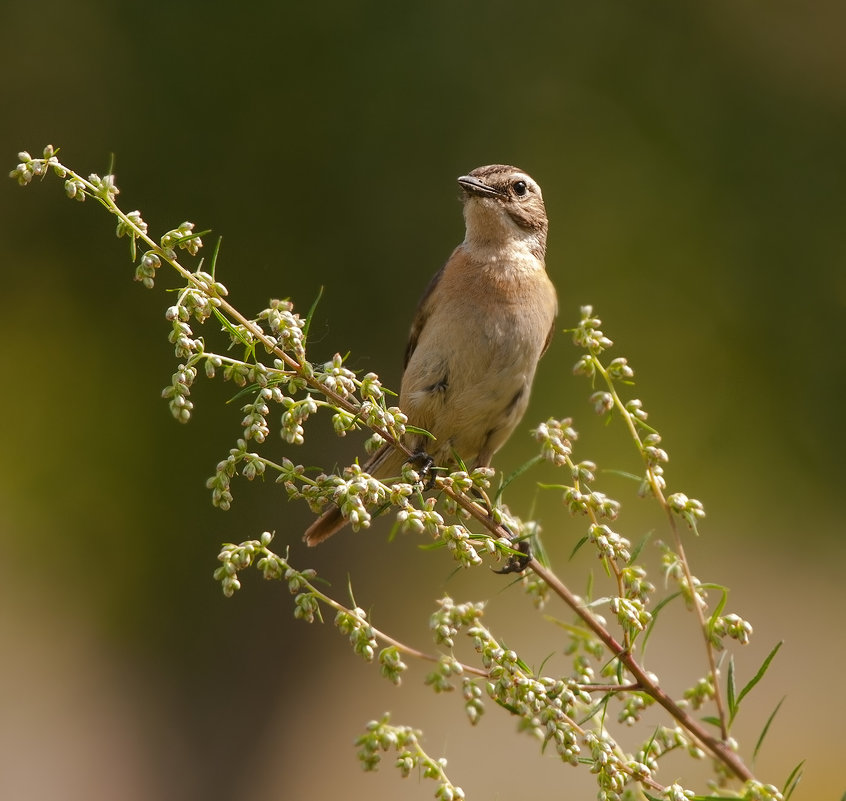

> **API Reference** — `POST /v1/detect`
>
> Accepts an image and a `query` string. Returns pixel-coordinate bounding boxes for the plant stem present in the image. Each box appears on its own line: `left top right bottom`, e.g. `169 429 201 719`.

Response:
593 357 730 742
528 558 752 782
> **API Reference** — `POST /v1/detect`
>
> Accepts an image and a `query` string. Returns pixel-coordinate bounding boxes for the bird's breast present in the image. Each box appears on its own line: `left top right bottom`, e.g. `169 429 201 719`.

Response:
398 247 556 466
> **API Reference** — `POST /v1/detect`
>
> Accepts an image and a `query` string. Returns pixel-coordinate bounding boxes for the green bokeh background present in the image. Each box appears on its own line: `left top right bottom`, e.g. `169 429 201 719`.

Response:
2 2 844 799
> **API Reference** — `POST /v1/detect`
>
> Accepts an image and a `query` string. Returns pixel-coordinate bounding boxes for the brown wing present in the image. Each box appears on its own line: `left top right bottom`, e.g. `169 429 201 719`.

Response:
540 317 556 358
404 259 448 368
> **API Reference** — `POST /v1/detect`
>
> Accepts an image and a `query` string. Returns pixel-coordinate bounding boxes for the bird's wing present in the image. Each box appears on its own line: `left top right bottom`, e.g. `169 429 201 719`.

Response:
403 256 450 369
541 317 556 358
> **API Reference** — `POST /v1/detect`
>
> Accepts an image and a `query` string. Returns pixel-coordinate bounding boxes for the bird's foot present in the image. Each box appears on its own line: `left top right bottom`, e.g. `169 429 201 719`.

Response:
493 538 532 574
492 522 532 574
405 450 437 490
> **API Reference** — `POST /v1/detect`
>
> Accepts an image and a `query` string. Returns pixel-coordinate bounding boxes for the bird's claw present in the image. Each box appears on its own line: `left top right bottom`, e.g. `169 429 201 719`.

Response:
493 533 532 574
406 450 437 490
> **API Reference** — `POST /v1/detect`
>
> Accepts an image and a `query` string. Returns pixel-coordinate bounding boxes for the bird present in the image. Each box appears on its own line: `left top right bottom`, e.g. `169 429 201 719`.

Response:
304 164 558 546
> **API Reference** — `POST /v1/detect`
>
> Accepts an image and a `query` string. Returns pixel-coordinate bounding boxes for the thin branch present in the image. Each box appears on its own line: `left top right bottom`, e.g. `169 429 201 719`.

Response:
594 356 730 741
528 557 752 782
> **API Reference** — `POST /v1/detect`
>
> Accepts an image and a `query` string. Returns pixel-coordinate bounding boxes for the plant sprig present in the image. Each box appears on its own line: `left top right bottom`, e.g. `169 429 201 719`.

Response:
11 146 790 801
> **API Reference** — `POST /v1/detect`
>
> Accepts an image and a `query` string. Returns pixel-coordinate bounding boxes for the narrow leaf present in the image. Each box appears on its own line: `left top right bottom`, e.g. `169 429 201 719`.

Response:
727 655 737 723
226 382 265 404
711 587 728 622
689 796 743 800
302 285 324 341
578 693 612 726
737 641 783 707
753 696 786 762
640 590 681 655
782 759 804 800
496 454 543 502
627 530 652 565
569 535 589 560
405 425 435 439
543 617 592 638
601 469 643 483
536 651 556 675
451 450 468 472
641 726 659 765
529 526 551 569
208 234 222 277
213 306 257 357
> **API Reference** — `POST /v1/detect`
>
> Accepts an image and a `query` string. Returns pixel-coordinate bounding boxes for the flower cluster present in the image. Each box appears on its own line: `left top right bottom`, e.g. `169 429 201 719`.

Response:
471 623 592 767
532 417 576 466
356 716 465 801
336 607 378 662
9 146 63 185
430 597 485 649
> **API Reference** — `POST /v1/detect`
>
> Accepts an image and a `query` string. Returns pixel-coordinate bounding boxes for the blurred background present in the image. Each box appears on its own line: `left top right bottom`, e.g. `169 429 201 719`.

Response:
2 1 844 799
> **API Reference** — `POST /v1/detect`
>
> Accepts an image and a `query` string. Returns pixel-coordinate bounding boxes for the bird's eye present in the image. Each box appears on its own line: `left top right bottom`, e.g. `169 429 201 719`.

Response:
512 180 528 196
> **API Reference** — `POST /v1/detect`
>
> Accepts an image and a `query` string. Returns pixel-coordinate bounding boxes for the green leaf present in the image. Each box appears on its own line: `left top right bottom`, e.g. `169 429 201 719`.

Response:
213 306 257 357
727 655 737 723
416 540 446 551
492 697 521 716
641 726 659 764
514 654 532 673
689 796 744 800
640 590 681 655
208 234 222 278
710 586 728 623
782 759 804 800
701 581 731 592
569 535 589 560
737 641 783 708
226 383 259 404
527 523 551 569
495 454 543 503
601 468 643 483
700 715 722 727
627 530 652 565
578 693 611 726
345 574 358 608
543 617 592 638
450 450 469 473
405 424 435 439
302 285 324 342
753 696 785 762
536 651 556 675
584 596 614 610
177 227 212 244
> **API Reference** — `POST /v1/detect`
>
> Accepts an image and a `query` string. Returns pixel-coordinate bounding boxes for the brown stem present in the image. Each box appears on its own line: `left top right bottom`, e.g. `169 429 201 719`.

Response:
594 355 731 742
528 558 752 782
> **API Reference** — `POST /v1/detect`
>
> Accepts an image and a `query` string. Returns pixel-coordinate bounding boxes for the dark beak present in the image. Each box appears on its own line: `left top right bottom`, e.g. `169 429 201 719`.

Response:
457 174 503 197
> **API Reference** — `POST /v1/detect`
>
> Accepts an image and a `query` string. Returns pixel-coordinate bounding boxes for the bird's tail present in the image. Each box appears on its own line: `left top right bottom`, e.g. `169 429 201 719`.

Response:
302 443 407 546
303 503 347 546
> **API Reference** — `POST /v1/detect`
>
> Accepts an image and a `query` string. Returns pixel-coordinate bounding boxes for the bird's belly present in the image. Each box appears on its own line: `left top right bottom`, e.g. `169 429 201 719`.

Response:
402 321 538 467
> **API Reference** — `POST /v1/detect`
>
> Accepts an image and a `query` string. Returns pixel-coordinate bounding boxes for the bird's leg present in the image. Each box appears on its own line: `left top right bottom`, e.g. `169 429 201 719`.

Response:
492 521 532 574
405 450 438 490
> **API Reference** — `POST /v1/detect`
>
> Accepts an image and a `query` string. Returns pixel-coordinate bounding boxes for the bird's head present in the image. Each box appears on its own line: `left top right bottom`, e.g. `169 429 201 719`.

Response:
458 165 547 258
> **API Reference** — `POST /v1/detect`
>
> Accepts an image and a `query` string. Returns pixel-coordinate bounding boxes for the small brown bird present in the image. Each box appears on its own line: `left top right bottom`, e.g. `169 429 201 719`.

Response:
304 164 557 545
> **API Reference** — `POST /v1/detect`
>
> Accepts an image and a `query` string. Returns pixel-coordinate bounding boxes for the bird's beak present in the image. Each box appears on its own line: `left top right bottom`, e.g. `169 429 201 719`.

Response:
457 174 503 197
